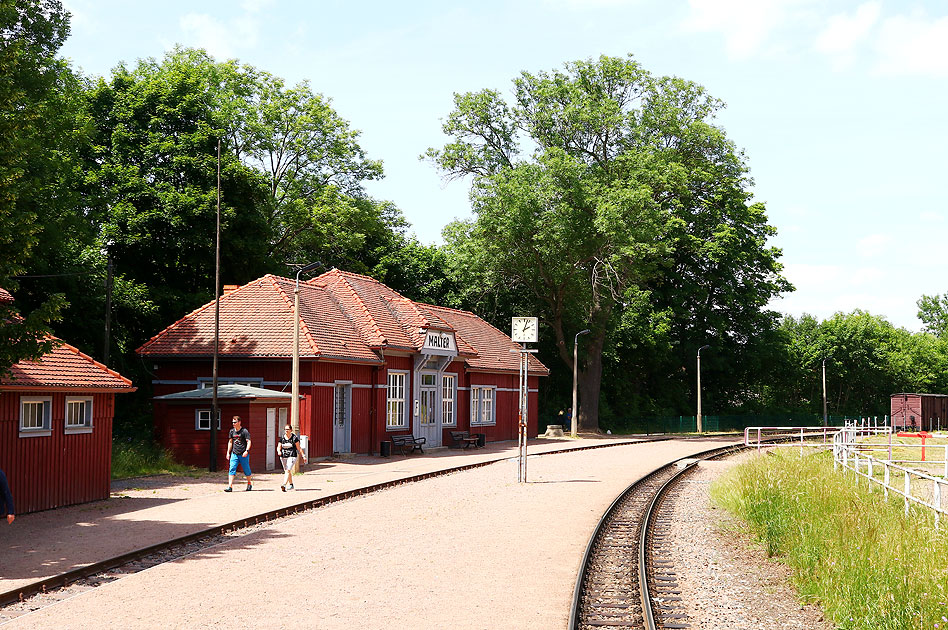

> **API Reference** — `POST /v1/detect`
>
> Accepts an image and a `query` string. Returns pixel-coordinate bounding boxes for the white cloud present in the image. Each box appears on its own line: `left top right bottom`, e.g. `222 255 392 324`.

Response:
813 1 881 70
857 233 890 250
874 11 948 77
920 211 944 223
179 13 260 60
241 0 275 13
682 0 810 59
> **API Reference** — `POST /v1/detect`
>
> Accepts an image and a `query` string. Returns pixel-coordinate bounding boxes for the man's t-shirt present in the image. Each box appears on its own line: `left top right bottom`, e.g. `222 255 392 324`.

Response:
230 427 251 456
279 433 301 458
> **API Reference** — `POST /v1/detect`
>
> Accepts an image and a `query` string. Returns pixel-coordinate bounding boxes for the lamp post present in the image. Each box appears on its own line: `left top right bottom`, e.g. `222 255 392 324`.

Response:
822 357 829 427
292 261 322 467
572 329 590 438
697 344 710 433
210 139 221 472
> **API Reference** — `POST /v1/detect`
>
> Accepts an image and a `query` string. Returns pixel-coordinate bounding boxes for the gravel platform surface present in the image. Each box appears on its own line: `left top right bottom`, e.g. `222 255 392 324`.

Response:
2 439 832 629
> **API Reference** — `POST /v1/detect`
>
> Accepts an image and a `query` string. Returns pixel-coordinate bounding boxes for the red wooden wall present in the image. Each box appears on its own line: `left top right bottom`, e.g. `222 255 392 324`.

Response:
152 355 542 459
0 390 115 514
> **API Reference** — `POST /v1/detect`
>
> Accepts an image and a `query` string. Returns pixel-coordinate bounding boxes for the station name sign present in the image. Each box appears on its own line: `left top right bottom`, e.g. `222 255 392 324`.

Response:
422 330 457 357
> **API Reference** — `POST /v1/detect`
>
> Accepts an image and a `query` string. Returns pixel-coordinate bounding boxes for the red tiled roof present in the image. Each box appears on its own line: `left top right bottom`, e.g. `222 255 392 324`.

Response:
137 269 548 375
137 275 381 363
1 339 135 391
425 304 549 375
0 288 13 305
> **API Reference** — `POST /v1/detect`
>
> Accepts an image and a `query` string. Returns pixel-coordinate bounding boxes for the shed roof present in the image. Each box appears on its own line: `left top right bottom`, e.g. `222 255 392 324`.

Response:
154 384 295 400
137 269 548 376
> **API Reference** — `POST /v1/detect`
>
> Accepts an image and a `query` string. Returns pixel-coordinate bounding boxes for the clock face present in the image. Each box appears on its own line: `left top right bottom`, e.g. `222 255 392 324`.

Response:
511 317 538 343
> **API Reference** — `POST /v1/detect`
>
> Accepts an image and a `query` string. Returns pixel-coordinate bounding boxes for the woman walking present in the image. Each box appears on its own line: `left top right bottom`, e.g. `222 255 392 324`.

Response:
278 424 306 491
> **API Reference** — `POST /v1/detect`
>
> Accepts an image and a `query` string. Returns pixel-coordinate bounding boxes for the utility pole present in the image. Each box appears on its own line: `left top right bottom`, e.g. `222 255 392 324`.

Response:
210 138 221 472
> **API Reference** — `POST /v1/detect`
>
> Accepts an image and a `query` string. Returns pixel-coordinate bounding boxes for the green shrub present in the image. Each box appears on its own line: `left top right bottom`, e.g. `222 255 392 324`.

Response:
111 439 192 479
712 450 948 630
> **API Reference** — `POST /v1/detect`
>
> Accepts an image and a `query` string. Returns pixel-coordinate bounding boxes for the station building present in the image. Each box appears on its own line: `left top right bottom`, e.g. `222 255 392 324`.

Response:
0 288 136 514
137 269 548 468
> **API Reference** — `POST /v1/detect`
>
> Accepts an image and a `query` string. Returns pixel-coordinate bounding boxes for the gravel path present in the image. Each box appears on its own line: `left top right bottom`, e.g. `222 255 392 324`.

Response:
2 442 832 629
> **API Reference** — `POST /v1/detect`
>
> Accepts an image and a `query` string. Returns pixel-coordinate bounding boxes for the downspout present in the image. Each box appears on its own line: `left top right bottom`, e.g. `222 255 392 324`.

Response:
370 361 379 454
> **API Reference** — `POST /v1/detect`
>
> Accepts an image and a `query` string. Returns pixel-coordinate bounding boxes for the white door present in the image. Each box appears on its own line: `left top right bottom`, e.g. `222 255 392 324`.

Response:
333 384 351 453
416 372 441 447
266 408 277 471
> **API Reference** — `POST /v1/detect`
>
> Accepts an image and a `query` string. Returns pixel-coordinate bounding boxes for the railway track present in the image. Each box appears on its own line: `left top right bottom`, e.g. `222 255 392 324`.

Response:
0 437 674 615
569 443 747 630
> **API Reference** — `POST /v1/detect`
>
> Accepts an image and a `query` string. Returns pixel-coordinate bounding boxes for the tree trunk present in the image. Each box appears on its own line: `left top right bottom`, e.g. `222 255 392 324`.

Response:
577 335 604 432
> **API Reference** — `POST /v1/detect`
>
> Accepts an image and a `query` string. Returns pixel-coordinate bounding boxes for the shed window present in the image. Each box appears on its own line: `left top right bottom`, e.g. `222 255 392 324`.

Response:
19 397 52 436
195 409 222 431
442 374 456 426
470 386 495 426
65 397 93 432
386 371 408 429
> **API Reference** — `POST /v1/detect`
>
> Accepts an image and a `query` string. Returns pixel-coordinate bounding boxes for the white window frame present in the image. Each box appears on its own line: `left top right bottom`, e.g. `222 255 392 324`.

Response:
195 409 222 431
386 370 409 429
470 386 496 426
65 396 94 433
442 374 456 427
19 396 52 437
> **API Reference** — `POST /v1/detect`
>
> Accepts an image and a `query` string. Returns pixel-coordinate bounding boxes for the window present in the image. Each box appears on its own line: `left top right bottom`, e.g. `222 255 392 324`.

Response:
19 397 51 436
65 397 93 432
442 375 456 426
386 371 408 428
470 386 495 426
195 409 222 431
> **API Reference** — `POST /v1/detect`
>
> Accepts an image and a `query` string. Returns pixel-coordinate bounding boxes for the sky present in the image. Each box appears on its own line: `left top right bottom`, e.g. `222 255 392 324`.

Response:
57 0 948 331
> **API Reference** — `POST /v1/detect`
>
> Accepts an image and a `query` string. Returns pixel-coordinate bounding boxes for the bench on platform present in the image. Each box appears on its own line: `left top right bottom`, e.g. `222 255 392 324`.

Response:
450 430 480 449
391 434 426 455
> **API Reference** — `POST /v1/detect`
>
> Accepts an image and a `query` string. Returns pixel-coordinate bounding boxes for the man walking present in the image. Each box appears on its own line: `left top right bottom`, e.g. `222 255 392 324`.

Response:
0 468 14 524
225 416 253 492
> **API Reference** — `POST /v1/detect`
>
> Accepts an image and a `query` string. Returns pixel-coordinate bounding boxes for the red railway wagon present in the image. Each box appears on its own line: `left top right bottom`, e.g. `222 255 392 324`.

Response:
891 393 948 432
138 269 547 463
0 332 135 513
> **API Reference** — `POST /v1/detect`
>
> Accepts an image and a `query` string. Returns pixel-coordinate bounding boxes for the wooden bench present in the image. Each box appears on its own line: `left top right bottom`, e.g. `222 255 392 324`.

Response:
390 434 426 455
450 430 480 449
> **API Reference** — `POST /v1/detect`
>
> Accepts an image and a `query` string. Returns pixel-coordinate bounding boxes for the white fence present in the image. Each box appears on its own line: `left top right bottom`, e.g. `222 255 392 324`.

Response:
833 426 948 528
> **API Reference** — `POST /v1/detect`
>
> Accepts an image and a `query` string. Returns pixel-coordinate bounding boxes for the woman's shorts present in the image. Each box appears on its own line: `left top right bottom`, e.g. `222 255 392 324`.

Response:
280 456 298 472
229 453 251 476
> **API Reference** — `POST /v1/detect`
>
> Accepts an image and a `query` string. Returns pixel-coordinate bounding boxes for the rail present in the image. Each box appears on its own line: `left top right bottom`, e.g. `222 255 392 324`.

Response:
834 426 948 528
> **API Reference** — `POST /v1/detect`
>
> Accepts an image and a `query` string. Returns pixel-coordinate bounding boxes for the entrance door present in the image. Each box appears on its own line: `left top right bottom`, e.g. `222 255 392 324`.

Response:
333 384 351 453
266 408 277 471
417 372 441 447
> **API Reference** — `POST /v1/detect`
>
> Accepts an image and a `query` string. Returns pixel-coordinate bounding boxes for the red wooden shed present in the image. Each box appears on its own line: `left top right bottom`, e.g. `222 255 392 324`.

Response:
137 269 548 463
1 288 135 513
890 393 948 432
153 384 298 470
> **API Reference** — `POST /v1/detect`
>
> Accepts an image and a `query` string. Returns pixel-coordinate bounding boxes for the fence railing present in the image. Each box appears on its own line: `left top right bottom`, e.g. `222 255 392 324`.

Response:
592 414 883 435
833 425 948 528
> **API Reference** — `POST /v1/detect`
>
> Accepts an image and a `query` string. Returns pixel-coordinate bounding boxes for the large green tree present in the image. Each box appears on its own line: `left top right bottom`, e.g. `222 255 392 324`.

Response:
429 55 789 430
0 0 75 373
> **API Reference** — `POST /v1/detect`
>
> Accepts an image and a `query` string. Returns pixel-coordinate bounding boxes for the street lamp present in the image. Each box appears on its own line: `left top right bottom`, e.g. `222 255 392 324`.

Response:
571 329 590 438
821 356 831 427
292 261 321 466
697 344 710 433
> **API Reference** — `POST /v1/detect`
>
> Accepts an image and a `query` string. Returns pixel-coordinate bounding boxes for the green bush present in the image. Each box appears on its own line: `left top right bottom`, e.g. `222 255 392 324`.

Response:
712 450 948 630
111 439 192 479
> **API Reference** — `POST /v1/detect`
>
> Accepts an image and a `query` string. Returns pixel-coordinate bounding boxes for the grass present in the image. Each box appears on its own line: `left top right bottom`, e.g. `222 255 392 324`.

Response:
711 450 948 630
111 438 194 480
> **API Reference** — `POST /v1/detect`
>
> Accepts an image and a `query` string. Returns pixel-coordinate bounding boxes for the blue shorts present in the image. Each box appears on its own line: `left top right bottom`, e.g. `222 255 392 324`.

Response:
229 452 251 476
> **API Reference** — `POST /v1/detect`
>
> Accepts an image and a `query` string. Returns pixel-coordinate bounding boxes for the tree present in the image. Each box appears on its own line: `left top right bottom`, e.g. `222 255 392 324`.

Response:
428 55 789 431
0 0 72 372
917 293 948 337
